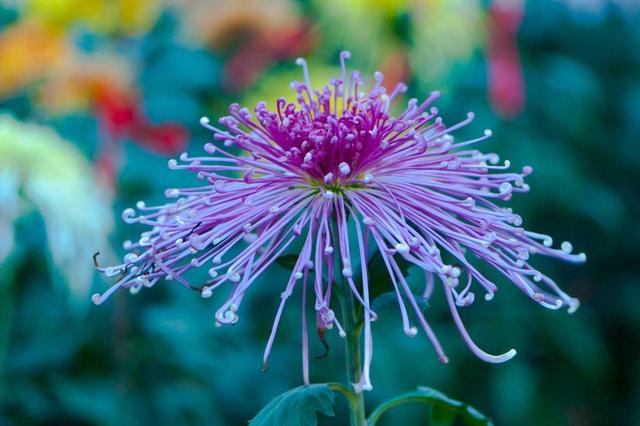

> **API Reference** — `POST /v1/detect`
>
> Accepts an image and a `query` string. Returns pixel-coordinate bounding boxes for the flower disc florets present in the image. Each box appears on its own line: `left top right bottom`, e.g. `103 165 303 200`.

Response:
93 52 585 392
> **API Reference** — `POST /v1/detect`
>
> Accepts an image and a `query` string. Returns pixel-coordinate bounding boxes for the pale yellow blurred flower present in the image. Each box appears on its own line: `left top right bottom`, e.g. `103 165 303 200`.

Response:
0 115 113 304
314 0 485 90
410 0 484 92
314 0 405 67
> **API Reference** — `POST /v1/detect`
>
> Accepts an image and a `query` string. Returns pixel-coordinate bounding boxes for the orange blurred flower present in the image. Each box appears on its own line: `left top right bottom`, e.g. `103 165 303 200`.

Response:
37 50 134 114
0 18 188 186
0 20 68 97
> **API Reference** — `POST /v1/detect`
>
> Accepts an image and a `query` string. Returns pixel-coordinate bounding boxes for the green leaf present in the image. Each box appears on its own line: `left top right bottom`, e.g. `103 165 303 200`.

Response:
367 386 494 426
249 384 336 426
275 254 299 270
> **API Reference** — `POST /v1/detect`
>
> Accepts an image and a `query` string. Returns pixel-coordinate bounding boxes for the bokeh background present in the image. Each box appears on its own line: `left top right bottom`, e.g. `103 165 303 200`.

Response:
0 0 638 425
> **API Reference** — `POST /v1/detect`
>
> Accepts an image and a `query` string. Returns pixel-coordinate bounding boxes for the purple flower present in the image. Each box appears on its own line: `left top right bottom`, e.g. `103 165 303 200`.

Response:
93 52 585 392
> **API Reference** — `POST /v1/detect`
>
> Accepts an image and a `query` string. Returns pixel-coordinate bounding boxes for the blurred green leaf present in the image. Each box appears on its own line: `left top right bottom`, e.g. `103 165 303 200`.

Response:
249 384 335 426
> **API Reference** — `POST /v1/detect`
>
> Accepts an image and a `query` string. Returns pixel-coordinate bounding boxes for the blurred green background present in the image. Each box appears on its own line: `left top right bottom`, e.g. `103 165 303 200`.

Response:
0 0 638 425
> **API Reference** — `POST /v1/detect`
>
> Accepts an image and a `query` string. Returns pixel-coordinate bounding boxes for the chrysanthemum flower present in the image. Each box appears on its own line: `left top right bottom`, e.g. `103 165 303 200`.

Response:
93 52 585 392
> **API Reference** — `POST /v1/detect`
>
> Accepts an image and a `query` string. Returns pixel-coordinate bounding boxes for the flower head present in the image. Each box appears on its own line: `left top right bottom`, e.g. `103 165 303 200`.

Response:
93 52 585 391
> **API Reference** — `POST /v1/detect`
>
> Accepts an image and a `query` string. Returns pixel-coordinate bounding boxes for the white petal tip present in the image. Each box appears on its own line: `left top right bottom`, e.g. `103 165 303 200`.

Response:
568 298 580 314
503 349 518 361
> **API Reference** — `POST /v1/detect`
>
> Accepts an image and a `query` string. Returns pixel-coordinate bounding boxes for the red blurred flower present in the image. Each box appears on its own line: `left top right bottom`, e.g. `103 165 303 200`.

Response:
94 87 189 187
95 88 189 155
223 22 316 91
488 0 525 120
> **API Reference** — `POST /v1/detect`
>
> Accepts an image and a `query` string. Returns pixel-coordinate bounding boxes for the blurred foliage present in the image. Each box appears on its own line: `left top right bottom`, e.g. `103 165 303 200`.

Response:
0 0 638 425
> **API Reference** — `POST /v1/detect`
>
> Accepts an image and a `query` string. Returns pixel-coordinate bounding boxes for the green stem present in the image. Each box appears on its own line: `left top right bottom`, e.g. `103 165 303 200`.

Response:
330 220 365 425
327 382 361 417
337 282 366 426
